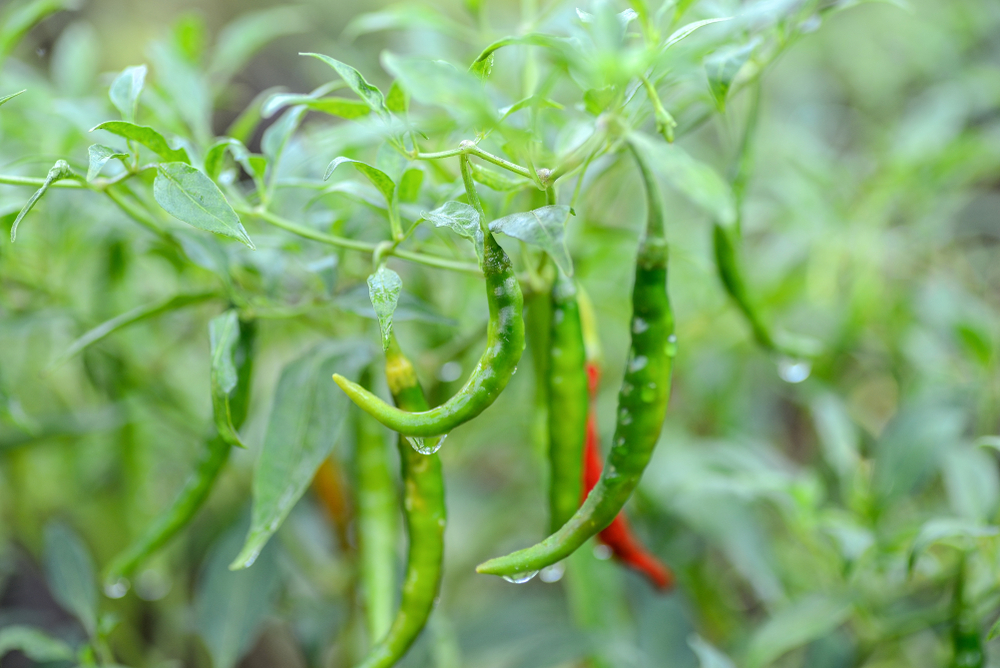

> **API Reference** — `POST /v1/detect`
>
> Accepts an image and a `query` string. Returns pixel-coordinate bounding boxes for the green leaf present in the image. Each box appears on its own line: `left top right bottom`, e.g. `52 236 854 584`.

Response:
108 65 146 122
705 39 758 111
325 157 396 208
942 446 1000 522
333 284 457 327
10 160 77 242
225 85 284 144
230 341 370 570
382 52 496 126
210 310 245 448
489 205 573 275
662 17 731 51
264 93 371 120
745 595 853 668
261 105 305 164
423 200 484 264
46 291 217 372
87 144 128 182
342 4 478 43
0 89 26 108
153 162 254 248
43 522 98 637
209 7 307 86
50 22 99 96
629 132 736 226
907 518 1000 573
0 0 76 58
301 52 390 122
398 167 423 202
0 626 75 663
385 80 408 113
197 525 280 668
203 137 263 188
148 40 212 144
90 121 190 163
688 635 737 668
367 266 402 352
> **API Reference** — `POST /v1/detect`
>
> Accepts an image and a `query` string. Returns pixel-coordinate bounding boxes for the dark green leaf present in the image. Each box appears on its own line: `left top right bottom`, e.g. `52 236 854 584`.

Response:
10 160 77 242
197 525 280 668
87 144 128 182
301 53 390 121
153 162 254 248
0 626 75 663
325 157 395 208
423 200 483 264
43 522 98 636
90 121 190 163
108 65 146 122
489 205 572 275
230 341 370 570
367 266 402 351
210 310 245 448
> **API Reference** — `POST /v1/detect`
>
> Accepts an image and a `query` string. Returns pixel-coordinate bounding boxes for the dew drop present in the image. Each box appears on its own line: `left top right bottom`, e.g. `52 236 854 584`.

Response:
800 14 822 33
777 357 812 384
593 544 613 560
665 334 678 357
618 409 632 425
621 382 634 396
104 578 130 599
502 570 539 584
632 318 649 334
539 563 565 583
640 383 657 403
437 361 462 383
628 355 648 373
408 434 446 455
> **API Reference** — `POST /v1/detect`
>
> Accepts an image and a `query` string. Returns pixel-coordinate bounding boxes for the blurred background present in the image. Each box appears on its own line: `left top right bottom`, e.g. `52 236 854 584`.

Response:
2 0 1000 667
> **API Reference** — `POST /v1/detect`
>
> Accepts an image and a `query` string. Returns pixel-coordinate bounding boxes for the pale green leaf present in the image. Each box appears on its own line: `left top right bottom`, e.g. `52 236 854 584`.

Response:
301 52 390 121
43 522 98 636
367 266 402 351
153 162 254 248
0 626 74 663
230 341 370 570
261 105 305 163
0 89 26 108
745 595 853 668
383 51 496 125
908 518 1000 573
423 200 484 264
325 157 395 208
688 635 737 668
489 205 572 275
662 17 732 51
90 121 190 163
398 167 423 202
87 144 128 182
385 80 408 113
705 40 758 111
108 65 146 122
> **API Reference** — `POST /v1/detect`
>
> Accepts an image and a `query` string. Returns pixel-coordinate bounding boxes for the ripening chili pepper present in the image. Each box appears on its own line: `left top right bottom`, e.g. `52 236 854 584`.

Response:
333 156 525 439
547 272 589 533
354 376 399 642
104 317 256 587
355 337 446 668
313 457 352 553
476 139 675 579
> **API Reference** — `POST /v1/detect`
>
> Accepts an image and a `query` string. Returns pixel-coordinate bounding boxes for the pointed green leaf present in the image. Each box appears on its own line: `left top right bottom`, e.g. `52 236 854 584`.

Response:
301 52 390 121
383 52 496 125
705 40 758 111
264 93 371 120
662 17 731 51
197 526 280 668
108 65 146 122
87 144 128 182
230 341 370 570
398 167 423 202
325 157 395 208
91 121 190 163
745 595 853 668
0 89 26 108
203 137 263 187
261 105 305 163
688 635 737 668
0 626 75 663
210 310 245 448
43 522 98 637
10 160 77 242
153 162 254 248
385 80 408 113
423 200 484 264
367 266 402 351
907 518 1000 573
489 205 573 275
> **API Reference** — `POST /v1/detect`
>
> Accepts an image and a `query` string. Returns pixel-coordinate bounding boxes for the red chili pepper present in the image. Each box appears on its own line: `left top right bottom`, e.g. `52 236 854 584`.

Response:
582 362 673 590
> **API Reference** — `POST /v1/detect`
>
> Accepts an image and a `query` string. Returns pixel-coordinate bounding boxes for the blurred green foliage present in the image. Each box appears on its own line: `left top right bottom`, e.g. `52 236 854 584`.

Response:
1 0 1000 667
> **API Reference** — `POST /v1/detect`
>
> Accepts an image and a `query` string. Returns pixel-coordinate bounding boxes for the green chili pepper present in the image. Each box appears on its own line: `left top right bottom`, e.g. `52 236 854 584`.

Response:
355 337 446 668
547 272 588 533
103 316 256 587
354 374 399 643
333 158 525 439
476 139 674 578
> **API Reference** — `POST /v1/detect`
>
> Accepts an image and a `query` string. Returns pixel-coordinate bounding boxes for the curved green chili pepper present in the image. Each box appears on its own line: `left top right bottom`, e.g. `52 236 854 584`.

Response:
476 140 674 578
333 160 525 439
104 317 256 587
356 337 446 668
547 272 588 533
354 376 398 642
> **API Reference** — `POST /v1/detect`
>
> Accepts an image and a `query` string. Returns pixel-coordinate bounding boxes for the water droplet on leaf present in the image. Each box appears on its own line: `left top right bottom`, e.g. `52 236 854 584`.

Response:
777 357 811 384
593 544 613 560
408 434 445 455
539 563 565 583
502 570 539 584
104 578 130 599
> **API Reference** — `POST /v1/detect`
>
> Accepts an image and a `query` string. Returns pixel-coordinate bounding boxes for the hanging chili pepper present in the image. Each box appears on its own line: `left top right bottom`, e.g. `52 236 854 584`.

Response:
476 138 675 579
103 314 256 587
354 337 446 668
333 156 525 439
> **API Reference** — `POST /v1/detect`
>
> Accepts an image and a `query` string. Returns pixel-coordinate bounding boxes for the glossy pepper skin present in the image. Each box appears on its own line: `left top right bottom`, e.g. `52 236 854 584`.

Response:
477 140 674 578
547 272 589 533
355 338 446 668
104 318 256 586
332 231 524 438
583 363 672 590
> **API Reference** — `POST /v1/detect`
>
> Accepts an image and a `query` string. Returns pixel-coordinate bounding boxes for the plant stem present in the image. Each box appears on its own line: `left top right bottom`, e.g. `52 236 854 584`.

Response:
415 143 537 183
